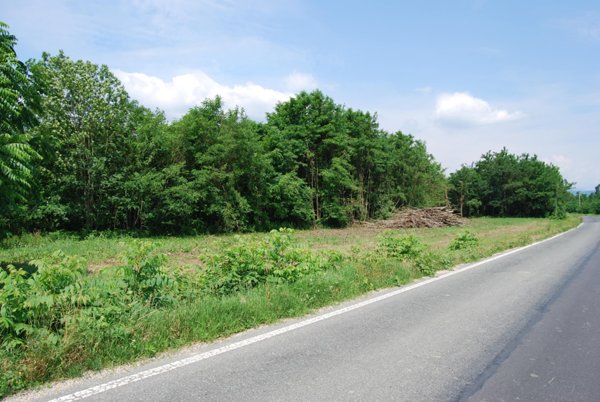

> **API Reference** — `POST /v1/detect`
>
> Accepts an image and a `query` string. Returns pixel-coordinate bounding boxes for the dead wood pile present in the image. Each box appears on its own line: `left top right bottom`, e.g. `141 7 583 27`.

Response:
365 207 466 229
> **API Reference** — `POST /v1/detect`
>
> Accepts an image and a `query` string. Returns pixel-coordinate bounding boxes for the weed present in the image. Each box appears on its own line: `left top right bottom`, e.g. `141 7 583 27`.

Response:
0 265 31 350
121 241 175 306
0 215 582 397
413 251 451 277
448 231 479 250
377 231 425 260
203 229 342 295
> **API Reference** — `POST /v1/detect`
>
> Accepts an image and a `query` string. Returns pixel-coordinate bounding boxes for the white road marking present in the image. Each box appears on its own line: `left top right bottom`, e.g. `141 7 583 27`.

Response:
49 224 583 401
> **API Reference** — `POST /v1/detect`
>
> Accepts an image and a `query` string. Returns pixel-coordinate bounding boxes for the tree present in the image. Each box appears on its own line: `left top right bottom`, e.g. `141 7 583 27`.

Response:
265 91 446 226
448 165 483 216
0 22 43 236
2 50 448 235
567 184 600 215
266 90 349 224
29 51 136 230
344 109 383 220
267 172 313 228
382 131 446 210
449 149 571 217
165 98 275 233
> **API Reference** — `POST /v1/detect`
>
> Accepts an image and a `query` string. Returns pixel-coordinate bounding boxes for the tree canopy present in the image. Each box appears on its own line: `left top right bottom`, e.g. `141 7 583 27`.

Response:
0 22 43 235
0 23 578 237
448 148 572 218
566 185 600 215
1 41 448 235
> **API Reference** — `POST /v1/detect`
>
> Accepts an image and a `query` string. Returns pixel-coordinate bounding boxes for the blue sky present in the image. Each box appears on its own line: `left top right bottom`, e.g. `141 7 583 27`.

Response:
2 0 599 189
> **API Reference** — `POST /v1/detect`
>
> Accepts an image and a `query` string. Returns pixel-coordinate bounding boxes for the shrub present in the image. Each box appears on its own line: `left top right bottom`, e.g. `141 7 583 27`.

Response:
203 228 342 295
376 231 451 277
448 231 479 250
0 241 178 354
0 265 31 349
413 252 451 277
0 251 86 350
120 240 175 306
377 232 425 259
203 236 266 295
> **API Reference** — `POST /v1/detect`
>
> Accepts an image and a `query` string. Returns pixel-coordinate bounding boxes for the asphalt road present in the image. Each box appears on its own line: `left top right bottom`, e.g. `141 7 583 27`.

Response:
463 216 600 402
11 217 600 402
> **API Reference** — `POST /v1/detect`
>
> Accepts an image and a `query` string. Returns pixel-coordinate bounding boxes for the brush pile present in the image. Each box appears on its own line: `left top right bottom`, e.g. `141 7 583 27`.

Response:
365 207 466 229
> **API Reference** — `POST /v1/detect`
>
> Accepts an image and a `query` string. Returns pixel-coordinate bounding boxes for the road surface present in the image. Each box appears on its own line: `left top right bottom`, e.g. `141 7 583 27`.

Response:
10 217 600 402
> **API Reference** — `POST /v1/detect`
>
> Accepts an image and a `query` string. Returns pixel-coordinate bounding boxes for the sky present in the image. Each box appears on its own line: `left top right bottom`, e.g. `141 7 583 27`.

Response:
2 0 599 189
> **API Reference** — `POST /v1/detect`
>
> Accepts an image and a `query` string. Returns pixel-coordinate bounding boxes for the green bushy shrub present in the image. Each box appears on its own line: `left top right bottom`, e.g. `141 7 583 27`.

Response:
203 228 342 295
0 241 177 353
0 265 31 350
121 240 176 306
377 232 425 259
0 251 87 350
448 231 479 250
376 231 451 277
413 252 451 277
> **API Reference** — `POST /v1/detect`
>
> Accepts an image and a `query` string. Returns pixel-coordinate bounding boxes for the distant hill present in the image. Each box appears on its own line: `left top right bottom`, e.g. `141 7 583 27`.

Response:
570 189 594 196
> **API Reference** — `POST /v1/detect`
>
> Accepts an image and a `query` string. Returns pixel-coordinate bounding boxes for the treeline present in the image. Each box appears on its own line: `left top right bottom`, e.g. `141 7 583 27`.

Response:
1 22 579 238
566 186 600 214
448 149 572 218
1 23 446 236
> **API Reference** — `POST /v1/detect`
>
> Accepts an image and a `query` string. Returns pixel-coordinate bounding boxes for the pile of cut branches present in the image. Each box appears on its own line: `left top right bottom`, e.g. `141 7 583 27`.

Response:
365 207 466 229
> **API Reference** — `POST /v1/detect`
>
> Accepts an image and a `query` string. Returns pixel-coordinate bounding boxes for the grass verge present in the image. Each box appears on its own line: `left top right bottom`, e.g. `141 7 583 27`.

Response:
0 215 581 397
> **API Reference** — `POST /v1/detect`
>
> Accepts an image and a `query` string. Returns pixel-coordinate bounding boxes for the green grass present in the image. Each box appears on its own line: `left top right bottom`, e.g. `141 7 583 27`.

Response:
0 215 581 397
0 216 581 270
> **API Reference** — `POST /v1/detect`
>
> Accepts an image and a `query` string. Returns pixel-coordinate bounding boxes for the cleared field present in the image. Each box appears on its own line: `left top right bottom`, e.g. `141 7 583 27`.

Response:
0 216 580 271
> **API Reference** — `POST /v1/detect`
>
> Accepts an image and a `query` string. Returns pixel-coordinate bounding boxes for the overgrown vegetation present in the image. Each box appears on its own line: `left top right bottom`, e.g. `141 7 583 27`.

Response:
4 22 581 239
0 216 580 397
566 185 600 215
448 148 573 218
0 20 587 398
0 23 446 238
448 231 479 250
0 22 44 232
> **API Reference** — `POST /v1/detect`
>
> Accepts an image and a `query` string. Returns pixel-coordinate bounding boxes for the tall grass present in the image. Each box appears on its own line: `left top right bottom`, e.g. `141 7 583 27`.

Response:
0 215 581 397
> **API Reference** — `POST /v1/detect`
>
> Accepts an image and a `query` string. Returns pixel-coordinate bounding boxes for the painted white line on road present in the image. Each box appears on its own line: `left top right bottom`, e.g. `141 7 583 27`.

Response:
49 223 583 401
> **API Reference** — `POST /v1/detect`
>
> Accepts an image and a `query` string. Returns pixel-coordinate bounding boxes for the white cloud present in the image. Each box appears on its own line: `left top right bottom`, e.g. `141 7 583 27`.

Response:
115 70 292 120
284 72 318 92
435 92 523 126
546 154 573 169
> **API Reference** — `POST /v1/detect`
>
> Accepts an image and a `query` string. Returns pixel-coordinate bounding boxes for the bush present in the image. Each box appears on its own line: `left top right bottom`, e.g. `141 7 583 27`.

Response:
448 231 479 250
0 251 86 350
0 241 178 354
377 232 425 259
376 231 451 277
0 265 31 350
267 174 314 228
203 228 342 295
413 252 451 277
121 240 175 306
